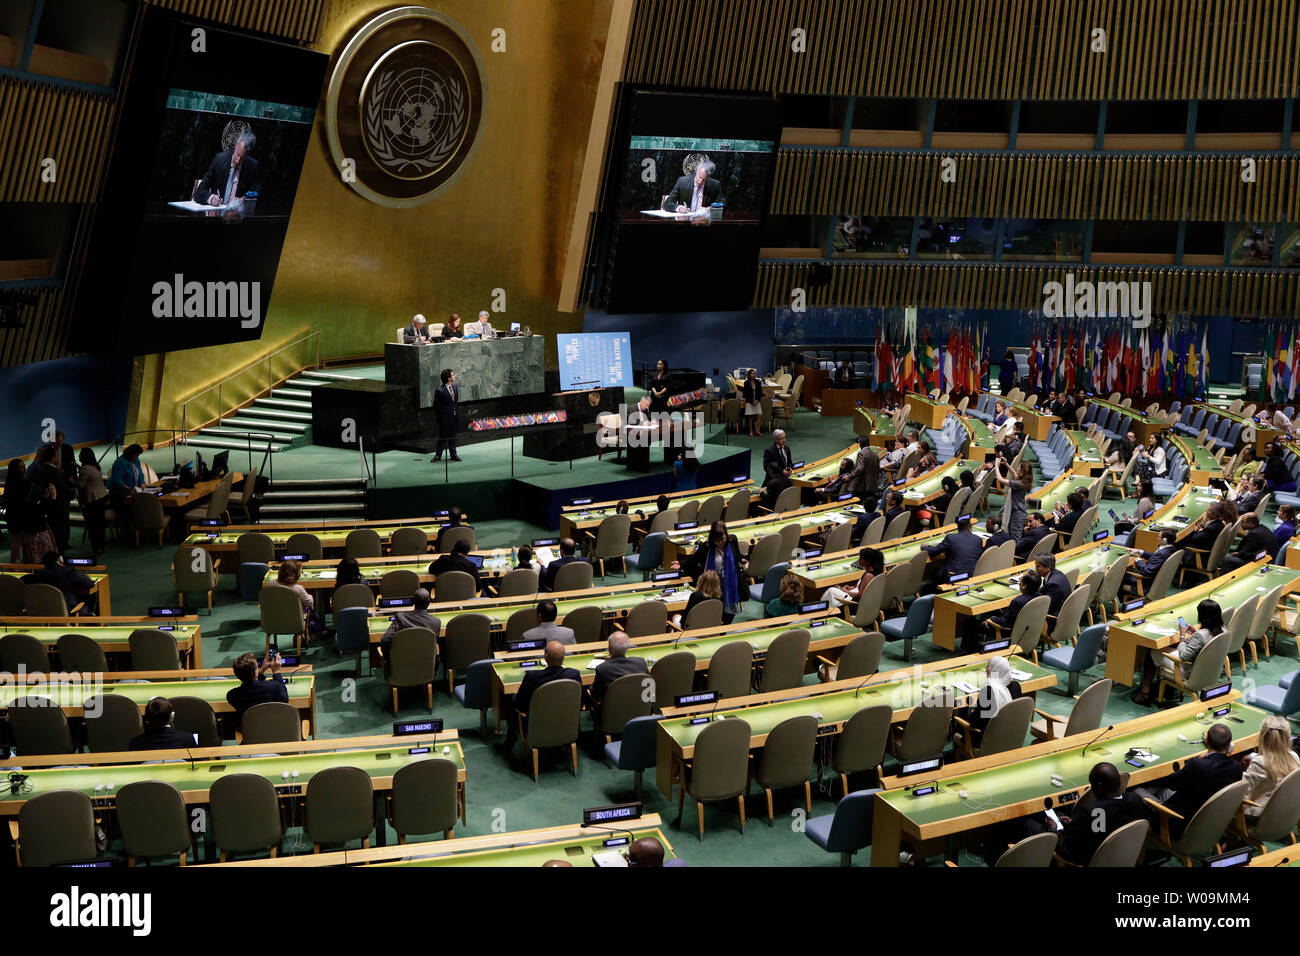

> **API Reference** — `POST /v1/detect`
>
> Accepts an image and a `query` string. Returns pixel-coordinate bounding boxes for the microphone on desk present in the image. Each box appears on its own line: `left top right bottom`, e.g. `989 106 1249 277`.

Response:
579 822 640 859
1080 724 1116 758
853 674 875 698
185 747 196 773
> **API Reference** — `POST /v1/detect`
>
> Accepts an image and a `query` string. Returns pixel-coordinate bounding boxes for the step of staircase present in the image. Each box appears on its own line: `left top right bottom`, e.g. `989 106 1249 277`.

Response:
272 477 367 489
271 387 313 401
295 370 364 384
256 396 314 413
185 435 289 454
248 401 313 423
259 502 366 517
222 415 307 435
261 488 366 501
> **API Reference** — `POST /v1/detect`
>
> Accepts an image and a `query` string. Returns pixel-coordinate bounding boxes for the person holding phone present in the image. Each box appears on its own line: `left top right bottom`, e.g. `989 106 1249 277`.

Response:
1131 598 1224 706
225 650 289 728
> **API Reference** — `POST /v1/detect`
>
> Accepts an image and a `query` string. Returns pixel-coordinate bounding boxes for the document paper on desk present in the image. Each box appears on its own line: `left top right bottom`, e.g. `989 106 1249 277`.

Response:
167 200 232 212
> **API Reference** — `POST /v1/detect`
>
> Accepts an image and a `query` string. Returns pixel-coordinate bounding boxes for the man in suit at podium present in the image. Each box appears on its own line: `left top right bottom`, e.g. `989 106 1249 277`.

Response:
403 314 432 345
661 160 722 213
432 368 461 462
197 130 261 207
465 310 497 339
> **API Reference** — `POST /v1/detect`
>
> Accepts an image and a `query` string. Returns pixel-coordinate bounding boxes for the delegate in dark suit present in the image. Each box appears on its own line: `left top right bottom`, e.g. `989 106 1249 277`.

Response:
1124 544 1176 590
225 676 289 727
513 664 581 730
198 150 261 203
922 529 983 582
590 655 649 706
403 323 431 345
1014 524 1051 560
1154 752 1243 835
847 444 880 501
428 553 480 593
661 175 722 211
23 564 94 610
1040 569 1072 617
763 442 794 476
1180 519 1224 558
1056 792 1147 864
433 381 459 459
542 555 587 590
129 727 198 751
1219 524 1279 573
983 529 1011 551
963 587 1037 653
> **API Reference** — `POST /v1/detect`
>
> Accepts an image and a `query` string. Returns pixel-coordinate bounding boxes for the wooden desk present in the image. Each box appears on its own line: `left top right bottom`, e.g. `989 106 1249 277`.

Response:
661 499 859 567
870 694 1266 866
788 443 860 489
196 815 674 867
264 551 514 592
0 732 467 852
1104 561 1300 686
893 458 982 508
0 563 111 614
184 516 472 569
155 472 243 512
0 617 202 668
1003 399 1058 442
655 651 1053 800
1131 484 1222 554
0 669 316 738
1247 845 1300 867
905 392 951 430
1166 434 1222 485
1088 399 1165 445
1062 430 1105 475
855 407 897 444
1196 402 1274 455
931 538 1135 650
487 610 860 729
1027 468 1096 515
557 480 752 539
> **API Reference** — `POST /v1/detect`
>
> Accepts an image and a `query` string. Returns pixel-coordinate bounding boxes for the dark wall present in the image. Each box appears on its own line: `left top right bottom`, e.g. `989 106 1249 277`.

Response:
583 309 773 380
0 356 132 456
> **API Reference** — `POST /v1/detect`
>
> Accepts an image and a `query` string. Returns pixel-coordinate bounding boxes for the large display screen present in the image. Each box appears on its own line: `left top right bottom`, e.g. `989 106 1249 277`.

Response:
557 332 633 391
74 7 328 355
597 91 781 314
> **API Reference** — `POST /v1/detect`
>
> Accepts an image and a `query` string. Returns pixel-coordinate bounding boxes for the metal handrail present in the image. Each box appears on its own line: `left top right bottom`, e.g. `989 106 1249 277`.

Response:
178 331 321 438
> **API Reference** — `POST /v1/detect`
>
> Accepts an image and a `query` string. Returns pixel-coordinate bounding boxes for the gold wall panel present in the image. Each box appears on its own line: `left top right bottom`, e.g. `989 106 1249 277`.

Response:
753 260 1300 317
137 0 616 432
0 78 114 204
771 148 1298 221
143 0 328 44
626 0 1300 100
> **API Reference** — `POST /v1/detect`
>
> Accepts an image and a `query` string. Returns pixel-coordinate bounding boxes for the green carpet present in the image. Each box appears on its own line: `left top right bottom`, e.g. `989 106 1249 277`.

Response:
71 403 1300 866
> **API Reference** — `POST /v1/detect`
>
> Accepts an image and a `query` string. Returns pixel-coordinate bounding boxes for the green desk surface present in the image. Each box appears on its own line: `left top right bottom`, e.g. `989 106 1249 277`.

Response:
858 408 896 436
1065 430 1102 464
367 584 696 632
664 505 854 549
1167 435 1221 472
560 488 739 524
0 676 312 710
490 615 860 692
1124 564 1300 637
374 826 675 867
0 624 200 646
940 543 1135 612
1145 488 1221 534
0 742 463 808
1004 398 1051 418
877 702 1270 828
1029 472 1094 512
266 557 508 585
184 523 451 547
960 418 998 449
790 445 860 484
906 393 947 411
899 460 981 501
660 655 1051 747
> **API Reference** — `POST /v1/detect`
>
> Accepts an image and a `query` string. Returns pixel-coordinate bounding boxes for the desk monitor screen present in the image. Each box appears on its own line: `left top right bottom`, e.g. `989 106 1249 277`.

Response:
731 474 748 483
980 637 1012 652
377 597 408 609
532 537 560 548
1200 680 1232 702
465 554 485 570
652 571 680 582
1093 530 1109 541
507 638 546 652
198 518 227 527
65 557 95 566
1123 598 1144 612
280 553 308 562
899 755 944 776
148 606 185 617
799 601 828 613
510 322 521 332
675 690 718 707
1203 848 1252 868
557 333 632 390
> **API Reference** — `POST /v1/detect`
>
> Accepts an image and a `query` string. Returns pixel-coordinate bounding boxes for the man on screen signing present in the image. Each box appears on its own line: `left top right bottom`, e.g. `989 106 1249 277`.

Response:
198 130 261 207
662 160 722 214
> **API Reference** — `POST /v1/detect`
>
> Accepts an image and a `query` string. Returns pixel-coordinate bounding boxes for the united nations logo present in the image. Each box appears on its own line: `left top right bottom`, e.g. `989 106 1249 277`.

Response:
683 153 711 175
221 119 252 153
327 6 486 207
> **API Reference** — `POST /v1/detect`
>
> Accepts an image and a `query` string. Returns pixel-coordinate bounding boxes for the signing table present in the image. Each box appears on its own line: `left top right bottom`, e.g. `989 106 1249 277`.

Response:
655 651 1054 800
870 693 1268 866
1104 560 1300 686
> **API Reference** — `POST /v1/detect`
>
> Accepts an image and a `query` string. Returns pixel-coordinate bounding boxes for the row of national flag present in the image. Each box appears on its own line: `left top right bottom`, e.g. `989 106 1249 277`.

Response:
1260 323 1300 402
1022 323 1208 399
872 317 989 395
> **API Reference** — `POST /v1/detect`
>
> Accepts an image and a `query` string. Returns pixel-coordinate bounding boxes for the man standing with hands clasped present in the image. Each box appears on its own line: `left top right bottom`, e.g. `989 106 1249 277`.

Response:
432 368 462 463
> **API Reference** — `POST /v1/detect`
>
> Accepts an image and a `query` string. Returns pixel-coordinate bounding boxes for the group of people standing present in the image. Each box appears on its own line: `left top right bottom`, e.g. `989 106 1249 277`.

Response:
4 433 109 562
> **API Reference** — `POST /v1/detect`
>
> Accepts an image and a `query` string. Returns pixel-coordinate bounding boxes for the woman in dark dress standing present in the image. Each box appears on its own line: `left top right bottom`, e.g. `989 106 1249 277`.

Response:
671 520 746 624
649 358 671 414
998 349 1018 395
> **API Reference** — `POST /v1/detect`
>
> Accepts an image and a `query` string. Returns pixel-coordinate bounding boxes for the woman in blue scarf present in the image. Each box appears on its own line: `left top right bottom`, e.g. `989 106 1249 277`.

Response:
674 520 745 623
